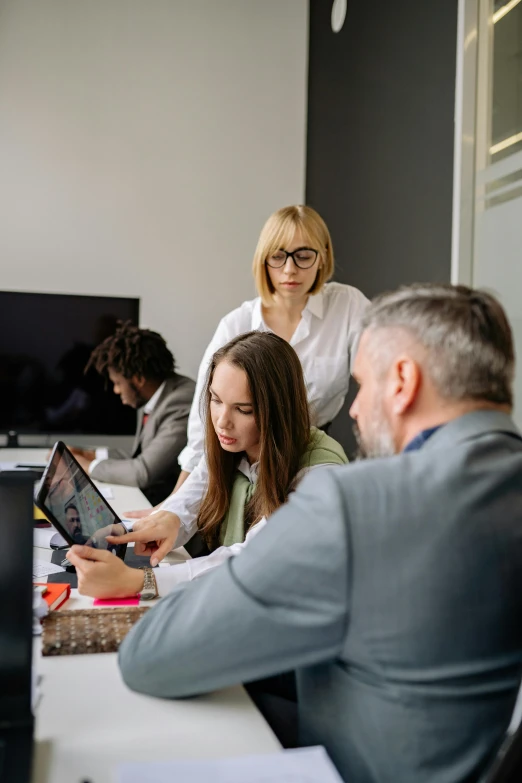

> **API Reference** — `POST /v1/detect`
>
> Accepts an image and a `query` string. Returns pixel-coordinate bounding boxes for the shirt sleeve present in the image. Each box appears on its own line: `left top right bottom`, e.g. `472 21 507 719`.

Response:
153 465 341 595
118 468 349 699
177 317 236 473
88 447 110 474
153 517 268 595
153 456 209 548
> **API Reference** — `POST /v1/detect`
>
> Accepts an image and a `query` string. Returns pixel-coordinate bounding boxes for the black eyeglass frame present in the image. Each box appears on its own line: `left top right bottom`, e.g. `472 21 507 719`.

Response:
265 247 319 269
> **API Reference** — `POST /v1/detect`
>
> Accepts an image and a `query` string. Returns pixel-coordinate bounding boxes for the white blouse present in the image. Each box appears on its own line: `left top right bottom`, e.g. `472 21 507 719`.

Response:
178 282 369 473
152 459 330 597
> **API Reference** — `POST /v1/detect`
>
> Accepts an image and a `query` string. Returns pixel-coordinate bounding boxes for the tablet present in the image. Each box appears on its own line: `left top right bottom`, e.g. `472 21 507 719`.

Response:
35 442 127 560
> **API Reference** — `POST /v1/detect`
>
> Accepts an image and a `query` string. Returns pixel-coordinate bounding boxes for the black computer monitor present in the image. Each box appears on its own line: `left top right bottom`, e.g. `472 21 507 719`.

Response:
0 471 36 782
0 290 139 437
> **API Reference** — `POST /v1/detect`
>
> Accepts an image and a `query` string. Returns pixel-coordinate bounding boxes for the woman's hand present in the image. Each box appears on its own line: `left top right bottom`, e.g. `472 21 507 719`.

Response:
67 545 144 598
106 511 181 566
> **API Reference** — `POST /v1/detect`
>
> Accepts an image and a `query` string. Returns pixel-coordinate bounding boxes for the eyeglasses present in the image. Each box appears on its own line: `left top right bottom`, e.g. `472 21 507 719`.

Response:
266 247 319 269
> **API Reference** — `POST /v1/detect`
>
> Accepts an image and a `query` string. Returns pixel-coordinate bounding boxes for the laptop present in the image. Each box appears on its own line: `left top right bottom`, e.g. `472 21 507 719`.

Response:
0 471 36 783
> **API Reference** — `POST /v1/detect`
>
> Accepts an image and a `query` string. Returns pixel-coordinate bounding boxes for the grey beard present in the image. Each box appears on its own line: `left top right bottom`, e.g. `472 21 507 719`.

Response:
352 421 396 460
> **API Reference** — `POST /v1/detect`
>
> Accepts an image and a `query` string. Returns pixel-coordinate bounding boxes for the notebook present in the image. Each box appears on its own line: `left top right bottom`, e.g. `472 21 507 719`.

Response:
34 583 70 611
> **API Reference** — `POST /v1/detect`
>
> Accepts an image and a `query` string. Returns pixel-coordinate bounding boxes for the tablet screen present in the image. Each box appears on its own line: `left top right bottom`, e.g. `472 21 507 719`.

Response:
37 443 126 558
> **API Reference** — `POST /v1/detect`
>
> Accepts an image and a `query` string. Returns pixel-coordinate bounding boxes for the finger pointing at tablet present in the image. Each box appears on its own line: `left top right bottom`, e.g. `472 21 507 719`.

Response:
106 511 181 566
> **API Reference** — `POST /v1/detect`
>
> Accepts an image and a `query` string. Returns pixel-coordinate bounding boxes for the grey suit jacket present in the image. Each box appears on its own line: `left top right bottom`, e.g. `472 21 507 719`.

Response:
91 374 195 505
119 410 522 782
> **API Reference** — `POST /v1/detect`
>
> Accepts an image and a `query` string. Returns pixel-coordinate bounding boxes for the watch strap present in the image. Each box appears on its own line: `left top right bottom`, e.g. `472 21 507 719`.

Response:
140 567 158 600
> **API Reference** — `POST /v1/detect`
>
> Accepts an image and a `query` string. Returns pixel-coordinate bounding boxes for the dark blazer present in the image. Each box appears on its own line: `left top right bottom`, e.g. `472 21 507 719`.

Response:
91 374 195 505
119 410 522 782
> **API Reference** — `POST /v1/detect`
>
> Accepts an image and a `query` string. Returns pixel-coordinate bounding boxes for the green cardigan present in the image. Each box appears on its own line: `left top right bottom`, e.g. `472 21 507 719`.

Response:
220 427 348 547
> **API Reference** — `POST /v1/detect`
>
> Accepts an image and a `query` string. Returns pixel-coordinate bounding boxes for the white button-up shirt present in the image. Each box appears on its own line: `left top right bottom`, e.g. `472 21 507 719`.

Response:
153 457 330 597
178 282 368 472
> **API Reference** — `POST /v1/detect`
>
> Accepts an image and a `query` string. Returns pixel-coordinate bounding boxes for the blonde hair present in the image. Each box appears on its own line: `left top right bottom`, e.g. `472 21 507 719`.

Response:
252 205 335 305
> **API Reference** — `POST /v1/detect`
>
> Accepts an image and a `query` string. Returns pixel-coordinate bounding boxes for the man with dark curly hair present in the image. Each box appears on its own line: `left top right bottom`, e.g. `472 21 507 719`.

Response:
69 321 195 505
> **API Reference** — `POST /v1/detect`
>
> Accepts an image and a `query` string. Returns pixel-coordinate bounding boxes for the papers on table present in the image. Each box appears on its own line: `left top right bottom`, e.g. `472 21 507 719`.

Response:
117 747 344 783
33 559 65 578
33 528 56 549
98 485 114 499
0 461 33 471
0 461 46 471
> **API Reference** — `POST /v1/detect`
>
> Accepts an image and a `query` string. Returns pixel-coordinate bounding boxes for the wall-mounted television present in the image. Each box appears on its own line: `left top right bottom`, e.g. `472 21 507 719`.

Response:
0 291 140 437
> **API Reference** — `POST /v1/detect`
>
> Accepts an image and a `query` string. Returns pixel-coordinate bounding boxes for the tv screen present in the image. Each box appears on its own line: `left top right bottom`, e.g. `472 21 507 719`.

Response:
0 291 139 436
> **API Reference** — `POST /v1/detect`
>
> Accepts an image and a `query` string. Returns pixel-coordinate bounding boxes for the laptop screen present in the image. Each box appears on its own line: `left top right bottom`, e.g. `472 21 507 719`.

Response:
37 443 127 558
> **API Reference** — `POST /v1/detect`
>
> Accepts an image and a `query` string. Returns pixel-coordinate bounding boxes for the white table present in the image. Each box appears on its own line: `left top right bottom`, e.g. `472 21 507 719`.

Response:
3 449 281 782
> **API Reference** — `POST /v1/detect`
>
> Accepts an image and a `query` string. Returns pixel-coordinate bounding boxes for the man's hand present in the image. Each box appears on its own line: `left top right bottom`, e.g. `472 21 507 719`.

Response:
69 447 96 462
63 446 95 473
67 545 144 599
106 511 181 567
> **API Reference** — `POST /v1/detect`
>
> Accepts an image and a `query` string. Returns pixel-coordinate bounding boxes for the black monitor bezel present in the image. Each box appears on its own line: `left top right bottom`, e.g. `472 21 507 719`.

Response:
0 288 140 437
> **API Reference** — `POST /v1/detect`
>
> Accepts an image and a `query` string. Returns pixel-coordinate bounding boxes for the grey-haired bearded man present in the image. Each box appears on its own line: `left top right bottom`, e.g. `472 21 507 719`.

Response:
118 283 522 783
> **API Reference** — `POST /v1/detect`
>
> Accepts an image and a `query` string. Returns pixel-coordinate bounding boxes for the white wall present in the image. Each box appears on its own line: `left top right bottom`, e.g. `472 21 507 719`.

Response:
0 0 308 382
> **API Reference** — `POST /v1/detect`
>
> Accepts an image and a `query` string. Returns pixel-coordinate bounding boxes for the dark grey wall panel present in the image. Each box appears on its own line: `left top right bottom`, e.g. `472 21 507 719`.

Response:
307 0 457 296
306 0 458 451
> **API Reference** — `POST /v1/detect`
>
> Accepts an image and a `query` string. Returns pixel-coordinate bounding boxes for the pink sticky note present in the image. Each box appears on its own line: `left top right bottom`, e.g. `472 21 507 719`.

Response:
93 597 140 607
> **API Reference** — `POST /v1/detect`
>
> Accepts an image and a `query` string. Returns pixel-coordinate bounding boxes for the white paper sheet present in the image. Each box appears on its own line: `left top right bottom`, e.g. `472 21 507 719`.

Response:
33 559 65 578
99 485 114 499
117 747 344 783
0 461 31 471
0 461 46 470
33 528 56 549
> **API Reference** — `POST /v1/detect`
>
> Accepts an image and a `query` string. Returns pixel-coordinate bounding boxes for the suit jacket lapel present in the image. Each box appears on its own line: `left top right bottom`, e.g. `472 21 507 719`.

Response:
132 378 175 457
132 409 145 457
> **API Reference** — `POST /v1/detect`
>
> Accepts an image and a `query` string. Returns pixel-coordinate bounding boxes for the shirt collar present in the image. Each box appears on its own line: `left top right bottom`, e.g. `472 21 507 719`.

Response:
403 425 443 453
251 299 265 331
252 289 325 331
237 456 258 482
305 289 324 319
143 380 166 414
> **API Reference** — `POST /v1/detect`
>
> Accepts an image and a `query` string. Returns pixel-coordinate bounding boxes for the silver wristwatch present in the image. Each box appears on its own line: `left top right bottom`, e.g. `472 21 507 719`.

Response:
140 567 158 600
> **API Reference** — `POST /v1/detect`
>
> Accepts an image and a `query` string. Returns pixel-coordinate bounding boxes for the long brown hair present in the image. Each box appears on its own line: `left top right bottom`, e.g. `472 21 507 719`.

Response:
197 331 311 549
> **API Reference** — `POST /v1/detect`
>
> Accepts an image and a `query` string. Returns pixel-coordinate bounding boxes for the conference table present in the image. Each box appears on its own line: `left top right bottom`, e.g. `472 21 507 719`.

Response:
4 449 281 783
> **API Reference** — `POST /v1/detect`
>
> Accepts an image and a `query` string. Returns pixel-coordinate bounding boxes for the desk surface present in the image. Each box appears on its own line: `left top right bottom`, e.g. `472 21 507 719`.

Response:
3 448 281 782
33 595 280 783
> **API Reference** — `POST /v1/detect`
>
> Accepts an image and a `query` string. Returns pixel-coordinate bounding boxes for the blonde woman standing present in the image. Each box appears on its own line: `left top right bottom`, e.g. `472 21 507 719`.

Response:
132 204 368 502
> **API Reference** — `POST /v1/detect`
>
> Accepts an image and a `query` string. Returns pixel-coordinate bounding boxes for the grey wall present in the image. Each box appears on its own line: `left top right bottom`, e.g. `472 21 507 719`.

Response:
306 0 458 453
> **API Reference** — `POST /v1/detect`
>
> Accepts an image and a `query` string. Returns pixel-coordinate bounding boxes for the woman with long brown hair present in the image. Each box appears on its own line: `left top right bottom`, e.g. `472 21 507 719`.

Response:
68 331 347 599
